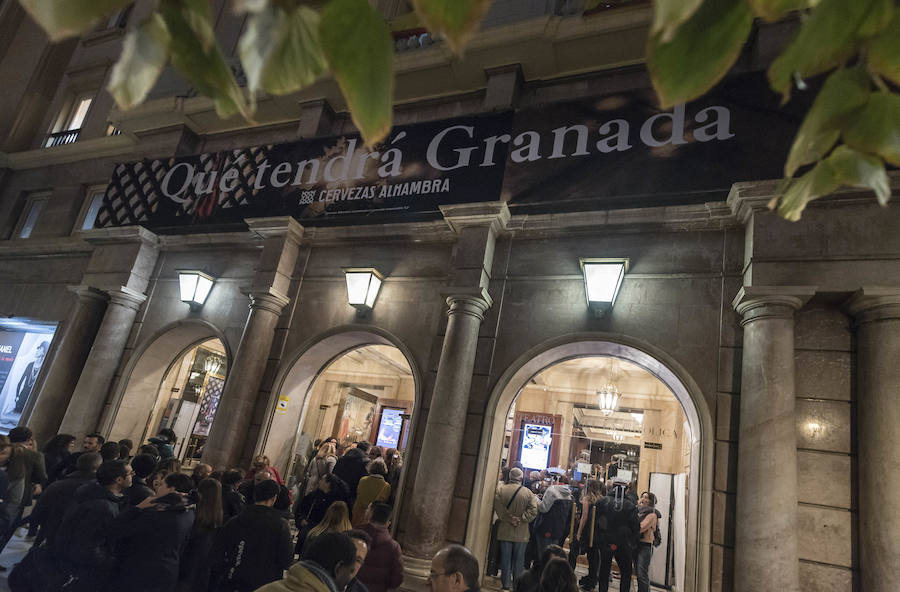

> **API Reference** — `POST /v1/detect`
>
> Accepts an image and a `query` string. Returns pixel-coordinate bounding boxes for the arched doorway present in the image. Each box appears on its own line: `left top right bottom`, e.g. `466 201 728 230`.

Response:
261 328 422 509
468 335 713 592
104 320 231 465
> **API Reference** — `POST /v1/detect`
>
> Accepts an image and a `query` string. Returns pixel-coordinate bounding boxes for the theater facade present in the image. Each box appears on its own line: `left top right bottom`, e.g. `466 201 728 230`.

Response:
0 2 897 592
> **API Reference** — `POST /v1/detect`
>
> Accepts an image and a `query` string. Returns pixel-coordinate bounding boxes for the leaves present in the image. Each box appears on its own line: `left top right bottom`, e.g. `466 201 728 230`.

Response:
775 159 840 221
784 67 870 177
411 0 492 54
747 0 813 22
867 11 900 86
238 3 327 106
107 14 171 111
651 0 703 43
320 0 394 146
767 0 892 101
159 0 250 120
18 0 132 41
646 0 753 108
843 92 900 167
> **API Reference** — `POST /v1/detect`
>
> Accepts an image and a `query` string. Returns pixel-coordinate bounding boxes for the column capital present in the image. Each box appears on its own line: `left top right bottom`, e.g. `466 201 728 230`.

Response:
844 286 900 324
440 287 492 320
732 286 816 325
245 216 304 244
107 286 147 311
439 202 510 235
247 287 291 315
67 284 109 304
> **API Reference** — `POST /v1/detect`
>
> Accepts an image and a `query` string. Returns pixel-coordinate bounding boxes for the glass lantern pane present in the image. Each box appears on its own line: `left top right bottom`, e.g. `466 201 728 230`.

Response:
345 272 371 305
584 262 625 303
194 275 214 305
179 273 198 302
364 274 382 307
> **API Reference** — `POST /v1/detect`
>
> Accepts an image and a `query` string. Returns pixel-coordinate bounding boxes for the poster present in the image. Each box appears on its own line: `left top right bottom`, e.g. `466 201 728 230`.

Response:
376 408 404 449
0 324 58 432
520 423 552 470
192 376 224 437
337 389 376 447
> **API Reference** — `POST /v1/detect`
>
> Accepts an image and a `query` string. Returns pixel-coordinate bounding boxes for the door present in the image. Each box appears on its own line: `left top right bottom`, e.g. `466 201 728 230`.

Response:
649 472 674 588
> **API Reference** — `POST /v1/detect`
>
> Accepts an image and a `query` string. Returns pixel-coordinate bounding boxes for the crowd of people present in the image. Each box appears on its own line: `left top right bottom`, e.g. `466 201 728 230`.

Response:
0 428 406 592
490 465 661 592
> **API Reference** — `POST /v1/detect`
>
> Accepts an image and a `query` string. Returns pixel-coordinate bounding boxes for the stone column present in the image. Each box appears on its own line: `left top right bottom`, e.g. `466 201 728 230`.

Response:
202 288 290 469
27 285 108 443
731 286 813 592
845 287 900 592
59 288 147 438
405 289 492 557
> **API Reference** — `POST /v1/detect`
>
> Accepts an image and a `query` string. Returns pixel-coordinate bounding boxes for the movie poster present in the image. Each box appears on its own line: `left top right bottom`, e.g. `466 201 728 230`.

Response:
520 423 552 470
376 408 404 449
0 326 58 432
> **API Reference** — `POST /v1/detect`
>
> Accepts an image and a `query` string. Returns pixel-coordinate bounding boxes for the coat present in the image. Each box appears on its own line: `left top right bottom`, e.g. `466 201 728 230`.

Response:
351 475 391 525
356 523 403 592
255 561 338 592
209 504 294 592
29 469 96 546
593 494 640 548
7 445 46 507
295 479 350 530
333 449 368 502
303 455 337 496
493 482 538 542
53 482 125 573
534 484 575 543
222 484 245 523
123 476 155 506
105 492 196 592
178 522 218 592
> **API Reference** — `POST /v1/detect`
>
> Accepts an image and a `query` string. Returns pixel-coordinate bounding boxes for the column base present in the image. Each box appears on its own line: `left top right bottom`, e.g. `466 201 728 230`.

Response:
401 555 431 592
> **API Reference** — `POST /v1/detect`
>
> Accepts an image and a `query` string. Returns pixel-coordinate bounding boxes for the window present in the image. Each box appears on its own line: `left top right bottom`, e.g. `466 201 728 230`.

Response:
15 192 50 239
45 93 94 147
75 187 107 231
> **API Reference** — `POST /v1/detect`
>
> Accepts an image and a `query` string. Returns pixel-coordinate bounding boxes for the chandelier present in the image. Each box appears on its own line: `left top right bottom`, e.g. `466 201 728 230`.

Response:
612 433 625 442
598 383 619 415
204 354 223 375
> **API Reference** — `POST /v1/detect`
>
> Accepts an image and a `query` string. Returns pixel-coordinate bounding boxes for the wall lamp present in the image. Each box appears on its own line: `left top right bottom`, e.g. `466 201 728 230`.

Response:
580 258 628 318
343 267 384 313
178 270 216 311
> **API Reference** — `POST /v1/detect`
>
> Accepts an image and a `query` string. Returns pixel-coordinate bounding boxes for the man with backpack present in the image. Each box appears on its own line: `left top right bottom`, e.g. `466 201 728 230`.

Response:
493 467 538 592
635 491 662 592
532 476 575 558
582 476 639 592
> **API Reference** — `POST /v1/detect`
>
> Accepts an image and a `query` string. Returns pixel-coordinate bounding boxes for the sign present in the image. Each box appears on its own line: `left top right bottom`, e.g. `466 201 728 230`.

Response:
576 461 593 475
97 73 804 230
520 423 552 470
0 323 58 433
376 408 404 449
644 441 663 450
276 393 290 414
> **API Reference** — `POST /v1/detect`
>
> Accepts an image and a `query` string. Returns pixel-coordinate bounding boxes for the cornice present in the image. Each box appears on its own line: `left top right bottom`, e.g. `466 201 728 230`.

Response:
0 134 137 171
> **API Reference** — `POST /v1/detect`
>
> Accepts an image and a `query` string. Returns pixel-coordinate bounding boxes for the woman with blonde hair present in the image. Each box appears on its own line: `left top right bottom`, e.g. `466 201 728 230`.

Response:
304 441 337 496
247 454 286 487
351 458 391 525
303 500 352 552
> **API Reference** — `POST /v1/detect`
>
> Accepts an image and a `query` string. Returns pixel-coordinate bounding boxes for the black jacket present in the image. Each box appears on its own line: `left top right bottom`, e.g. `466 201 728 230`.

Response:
178 521 218 592
238 481 291 516
333 448 368 502
30 469 96 546
222 485 245 523
53 482 126 571
105 492 195 592
209 504 293 592
123 477 155 506
295 476 350 529
594 494 640 547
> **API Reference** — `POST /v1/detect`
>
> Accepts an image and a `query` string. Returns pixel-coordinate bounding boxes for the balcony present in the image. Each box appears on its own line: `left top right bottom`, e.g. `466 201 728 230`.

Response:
45 129 81 148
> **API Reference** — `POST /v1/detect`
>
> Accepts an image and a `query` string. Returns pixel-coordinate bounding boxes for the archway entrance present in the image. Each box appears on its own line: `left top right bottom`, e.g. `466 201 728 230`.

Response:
468 336 713 592
105 321 230 466
261 329 421 508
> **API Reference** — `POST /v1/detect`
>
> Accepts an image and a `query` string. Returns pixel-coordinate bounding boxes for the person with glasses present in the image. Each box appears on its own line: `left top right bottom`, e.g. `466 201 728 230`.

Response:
427 544 480 592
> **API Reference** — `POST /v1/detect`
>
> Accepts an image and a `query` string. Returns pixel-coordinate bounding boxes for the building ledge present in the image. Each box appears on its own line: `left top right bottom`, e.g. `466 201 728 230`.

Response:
0 134 137 171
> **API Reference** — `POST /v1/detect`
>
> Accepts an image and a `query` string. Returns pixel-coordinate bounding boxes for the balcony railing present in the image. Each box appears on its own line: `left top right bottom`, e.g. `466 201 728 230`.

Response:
45 129 81 147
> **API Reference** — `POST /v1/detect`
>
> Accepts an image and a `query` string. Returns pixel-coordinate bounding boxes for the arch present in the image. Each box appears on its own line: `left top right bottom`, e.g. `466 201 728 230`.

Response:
102 319 232 446
466 332 714 592
259 324 424 481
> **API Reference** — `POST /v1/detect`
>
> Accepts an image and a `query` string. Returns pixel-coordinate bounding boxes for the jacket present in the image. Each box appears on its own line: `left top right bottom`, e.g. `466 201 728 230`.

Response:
638 506 661 544
123 476 155 506
105 492 196 592
333 449 369 501
255 560 338 592
534 484 575 543
351 475 391 525
53 482 125 571
222 484 245 523
295 478 350 530
356 522 403 592
30 469 96 546
178 521 219 592
148 436 175 459
304 455 337 496
238 480 291 517
493 482 538 542
209 504 294 592
7 445 46 507
594 494 640 547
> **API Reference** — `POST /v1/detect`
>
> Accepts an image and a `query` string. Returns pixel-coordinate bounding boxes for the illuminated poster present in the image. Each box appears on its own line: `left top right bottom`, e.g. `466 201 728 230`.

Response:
376 408 404 449
520 423 552 470
0 324 58 432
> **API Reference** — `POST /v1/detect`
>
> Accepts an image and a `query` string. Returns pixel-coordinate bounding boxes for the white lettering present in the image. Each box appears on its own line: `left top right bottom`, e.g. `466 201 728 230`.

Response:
693 106 734 142
254 159 271 190
481 134 511 166
549 124 590 159
291 159 320 186
161 162 194 203
323 139 358 182
219 167 239 192
426 125 477 171
511 131 542 163
640 104 687 147
596 119 631 153
270 162 293 187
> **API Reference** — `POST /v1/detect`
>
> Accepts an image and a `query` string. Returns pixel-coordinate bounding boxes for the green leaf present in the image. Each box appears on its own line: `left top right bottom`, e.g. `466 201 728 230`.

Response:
767 0 891 102
411 0 492 54
843 91 900 167
650 0 702 43
160 0 251 121
868 11 900 86
827 145 891 206
856 0 894 37
784 67 870 177
748 0 813 22
646 0 753 108
18 0 132 41
775 158 840 221
239 3 326 105
320 0 394 146
107 14 171 111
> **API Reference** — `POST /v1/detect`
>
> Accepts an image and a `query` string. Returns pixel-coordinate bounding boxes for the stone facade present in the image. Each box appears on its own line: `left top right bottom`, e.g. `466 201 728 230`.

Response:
1 2 897 591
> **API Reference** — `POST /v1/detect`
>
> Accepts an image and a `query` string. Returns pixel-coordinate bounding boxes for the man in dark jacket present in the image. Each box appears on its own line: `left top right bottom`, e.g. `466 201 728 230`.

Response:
295 472 350 554
2 427 47 550
210 479 294 591
221 469 245 523
592 477 640 592
106 472 196 591
29 452 101 546
123 453 156 506
333 447 369 505
52 460 131 591
357 503 404 592
238 469 291 516
533 481 575 557
56 432 105 479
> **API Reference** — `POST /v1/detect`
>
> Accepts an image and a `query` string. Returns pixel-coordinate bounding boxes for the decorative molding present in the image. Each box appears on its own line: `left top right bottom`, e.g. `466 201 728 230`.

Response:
67 284 109 304
248 288 292 315
732 285 816 325
107 286 147 310
77 225 158 247
441 286 493 320
440 201 510 235
245 216 304 244
0 134 136 170
844 286 900 324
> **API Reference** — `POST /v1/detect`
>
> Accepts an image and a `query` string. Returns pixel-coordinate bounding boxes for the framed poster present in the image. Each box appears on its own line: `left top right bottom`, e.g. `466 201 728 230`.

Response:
375 407 404 449
520 423 552 470
333 387 377 448
0 323 58 432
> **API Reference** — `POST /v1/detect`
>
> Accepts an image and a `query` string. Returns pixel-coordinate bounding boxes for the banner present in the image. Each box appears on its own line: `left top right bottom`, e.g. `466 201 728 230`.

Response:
97 73 805 229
